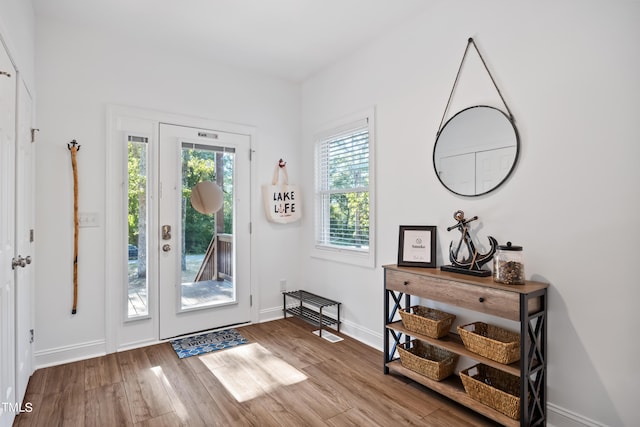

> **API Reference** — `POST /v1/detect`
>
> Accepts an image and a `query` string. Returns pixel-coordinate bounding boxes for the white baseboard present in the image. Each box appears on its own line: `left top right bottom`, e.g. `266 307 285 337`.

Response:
34 339 106 369
117 338 162 353
547 403 607 427
338 318 382 350
259 305 284 323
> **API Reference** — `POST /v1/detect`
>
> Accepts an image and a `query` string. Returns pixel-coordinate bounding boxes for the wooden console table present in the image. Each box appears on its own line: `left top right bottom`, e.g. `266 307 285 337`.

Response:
383 264 548 426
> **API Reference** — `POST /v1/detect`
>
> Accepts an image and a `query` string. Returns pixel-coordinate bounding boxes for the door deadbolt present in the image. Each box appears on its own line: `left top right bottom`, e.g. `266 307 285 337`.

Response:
162 225 171 240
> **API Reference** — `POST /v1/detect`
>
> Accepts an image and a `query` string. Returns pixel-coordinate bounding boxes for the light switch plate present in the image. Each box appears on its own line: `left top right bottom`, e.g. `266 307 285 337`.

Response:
78 212 99 227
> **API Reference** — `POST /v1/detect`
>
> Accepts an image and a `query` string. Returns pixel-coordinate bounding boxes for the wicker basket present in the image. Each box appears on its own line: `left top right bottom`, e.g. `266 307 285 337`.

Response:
457 322 520 364
460 364 521 420
399 306 456 339
397 340 459 381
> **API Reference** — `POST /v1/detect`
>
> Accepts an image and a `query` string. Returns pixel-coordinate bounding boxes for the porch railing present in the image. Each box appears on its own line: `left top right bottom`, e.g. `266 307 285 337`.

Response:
194 233 233 282
217 234 232 281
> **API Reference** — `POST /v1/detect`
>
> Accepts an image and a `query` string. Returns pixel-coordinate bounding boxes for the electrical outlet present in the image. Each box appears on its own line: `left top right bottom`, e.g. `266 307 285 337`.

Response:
280 279 287 291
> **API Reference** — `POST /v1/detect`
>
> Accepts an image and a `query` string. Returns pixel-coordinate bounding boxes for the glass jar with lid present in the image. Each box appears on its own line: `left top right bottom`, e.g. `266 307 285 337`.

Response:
493 242 525 285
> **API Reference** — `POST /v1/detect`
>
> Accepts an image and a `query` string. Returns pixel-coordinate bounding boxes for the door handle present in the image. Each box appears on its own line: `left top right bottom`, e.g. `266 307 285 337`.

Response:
162 244 171 252
11 255 31 269
11 257 24 269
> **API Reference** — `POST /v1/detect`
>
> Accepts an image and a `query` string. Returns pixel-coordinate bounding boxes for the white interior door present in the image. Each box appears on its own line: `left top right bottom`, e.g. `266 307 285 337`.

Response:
0 43 17 427
15 78 34 407
158 123 251 339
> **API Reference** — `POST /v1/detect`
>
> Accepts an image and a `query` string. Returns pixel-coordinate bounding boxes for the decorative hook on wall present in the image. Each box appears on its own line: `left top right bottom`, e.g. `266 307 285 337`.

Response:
67 139 81 151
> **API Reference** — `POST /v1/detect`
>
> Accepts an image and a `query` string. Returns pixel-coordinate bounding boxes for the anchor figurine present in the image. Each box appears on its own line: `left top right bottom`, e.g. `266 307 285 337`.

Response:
440 210 497 277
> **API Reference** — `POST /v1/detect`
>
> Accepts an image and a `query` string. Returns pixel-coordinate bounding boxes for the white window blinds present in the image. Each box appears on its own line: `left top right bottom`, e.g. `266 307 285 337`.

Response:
315 118 370 252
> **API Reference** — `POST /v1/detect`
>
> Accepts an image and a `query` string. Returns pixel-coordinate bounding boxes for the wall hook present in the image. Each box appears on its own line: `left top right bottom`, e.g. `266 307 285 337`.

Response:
67 139 81 151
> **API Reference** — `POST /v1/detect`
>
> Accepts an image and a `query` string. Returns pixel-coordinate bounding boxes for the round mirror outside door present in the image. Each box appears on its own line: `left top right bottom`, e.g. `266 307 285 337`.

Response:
433 105 519 196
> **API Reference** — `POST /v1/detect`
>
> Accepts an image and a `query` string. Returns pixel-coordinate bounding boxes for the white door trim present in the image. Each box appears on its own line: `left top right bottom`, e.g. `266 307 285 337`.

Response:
0 39 16 427
15 73 34 408
105 105 258 353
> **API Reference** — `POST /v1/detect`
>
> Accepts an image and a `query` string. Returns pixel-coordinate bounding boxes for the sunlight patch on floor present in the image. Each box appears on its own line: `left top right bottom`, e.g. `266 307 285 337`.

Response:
151 366 189 419
198 342 307 402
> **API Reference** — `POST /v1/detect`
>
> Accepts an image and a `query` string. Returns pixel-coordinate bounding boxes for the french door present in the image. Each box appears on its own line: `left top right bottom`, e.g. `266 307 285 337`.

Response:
157 123 251 339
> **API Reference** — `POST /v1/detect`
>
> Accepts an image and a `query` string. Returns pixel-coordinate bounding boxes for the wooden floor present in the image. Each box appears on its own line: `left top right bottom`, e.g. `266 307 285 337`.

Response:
13 318 500 426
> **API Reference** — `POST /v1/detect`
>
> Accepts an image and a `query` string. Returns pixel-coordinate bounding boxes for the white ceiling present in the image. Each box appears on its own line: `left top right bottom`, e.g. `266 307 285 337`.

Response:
32 0 431 82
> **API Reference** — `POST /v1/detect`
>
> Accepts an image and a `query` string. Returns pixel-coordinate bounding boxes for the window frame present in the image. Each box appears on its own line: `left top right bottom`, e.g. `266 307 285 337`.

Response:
311 108 376 268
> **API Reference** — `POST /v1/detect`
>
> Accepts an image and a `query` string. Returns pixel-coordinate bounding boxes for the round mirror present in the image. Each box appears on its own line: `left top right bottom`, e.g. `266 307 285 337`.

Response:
191 181 223 214
433 105 519 196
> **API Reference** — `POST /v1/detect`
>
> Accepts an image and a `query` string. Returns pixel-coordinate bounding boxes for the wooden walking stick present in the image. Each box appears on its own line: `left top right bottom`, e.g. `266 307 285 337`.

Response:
68 140 80 314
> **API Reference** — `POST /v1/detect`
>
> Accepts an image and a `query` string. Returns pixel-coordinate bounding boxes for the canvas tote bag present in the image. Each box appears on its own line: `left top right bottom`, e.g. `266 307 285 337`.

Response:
262 161 301 223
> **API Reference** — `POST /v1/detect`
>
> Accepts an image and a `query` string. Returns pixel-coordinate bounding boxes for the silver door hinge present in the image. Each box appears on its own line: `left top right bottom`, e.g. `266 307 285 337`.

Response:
249 222 252 234
249 149 254 161
30 229 34 242
29 329 34 343
250 295 253 307
31 128 39 143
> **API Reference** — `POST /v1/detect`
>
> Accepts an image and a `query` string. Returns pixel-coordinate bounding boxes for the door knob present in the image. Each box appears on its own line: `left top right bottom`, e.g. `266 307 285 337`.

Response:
162 244 171 252
11 255 30 269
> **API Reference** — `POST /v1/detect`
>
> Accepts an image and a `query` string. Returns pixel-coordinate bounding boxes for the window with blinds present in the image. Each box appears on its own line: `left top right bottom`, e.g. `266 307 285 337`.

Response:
315 115 373 260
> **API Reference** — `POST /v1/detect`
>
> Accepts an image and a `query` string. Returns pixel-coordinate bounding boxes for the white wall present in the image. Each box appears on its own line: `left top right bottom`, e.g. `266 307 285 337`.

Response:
34 17 302 361
301 1 639 426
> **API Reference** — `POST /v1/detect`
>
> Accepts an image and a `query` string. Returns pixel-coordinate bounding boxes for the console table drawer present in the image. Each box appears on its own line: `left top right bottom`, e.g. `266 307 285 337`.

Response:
385 268 520 321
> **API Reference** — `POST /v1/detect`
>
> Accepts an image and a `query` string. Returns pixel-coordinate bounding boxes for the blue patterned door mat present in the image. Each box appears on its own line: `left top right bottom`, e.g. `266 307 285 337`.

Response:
170 328 249 359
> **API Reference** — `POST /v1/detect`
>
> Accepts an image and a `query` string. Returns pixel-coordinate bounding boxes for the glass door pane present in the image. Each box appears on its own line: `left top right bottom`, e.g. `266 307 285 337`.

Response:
127 136 149 318
180 143 235 310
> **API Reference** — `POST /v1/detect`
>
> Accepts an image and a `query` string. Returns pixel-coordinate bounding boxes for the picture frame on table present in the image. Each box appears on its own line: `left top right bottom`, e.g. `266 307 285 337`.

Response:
397 225 437 268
